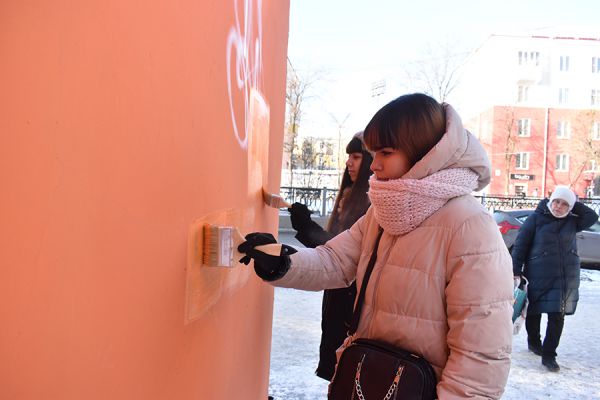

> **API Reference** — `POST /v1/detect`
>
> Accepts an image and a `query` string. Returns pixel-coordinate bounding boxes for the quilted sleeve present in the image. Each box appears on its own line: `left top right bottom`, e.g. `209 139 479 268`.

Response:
271 212 369 291
438 210 514 399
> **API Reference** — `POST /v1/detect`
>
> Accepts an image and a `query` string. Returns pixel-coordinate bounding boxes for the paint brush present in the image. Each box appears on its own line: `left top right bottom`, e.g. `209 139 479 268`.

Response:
202 223 282 267
262 189 291 209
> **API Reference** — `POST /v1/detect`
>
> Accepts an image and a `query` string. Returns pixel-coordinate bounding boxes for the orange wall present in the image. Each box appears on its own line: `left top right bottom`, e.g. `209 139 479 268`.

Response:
0 1 290 399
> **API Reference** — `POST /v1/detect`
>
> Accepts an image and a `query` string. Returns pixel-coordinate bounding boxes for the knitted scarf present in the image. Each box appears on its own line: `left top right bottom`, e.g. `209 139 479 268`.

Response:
368 168 479 235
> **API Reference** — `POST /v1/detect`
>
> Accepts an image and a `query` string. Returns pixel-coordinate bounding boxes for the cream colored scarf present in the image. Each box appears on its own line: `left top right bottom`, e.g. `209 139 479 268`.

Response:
368 168 479 235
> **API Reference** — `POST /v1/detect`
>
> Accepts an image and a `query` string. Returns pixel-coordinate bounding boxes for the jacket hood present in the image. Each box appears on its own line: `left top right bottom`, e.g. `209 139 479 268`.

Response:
401 103 491 191
535 198 551 214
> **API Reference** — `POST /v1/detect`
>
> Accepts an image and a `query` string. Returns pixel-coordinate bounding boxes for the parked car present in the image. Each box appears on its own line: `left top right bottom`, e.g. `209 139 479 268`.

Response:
493 209 600 269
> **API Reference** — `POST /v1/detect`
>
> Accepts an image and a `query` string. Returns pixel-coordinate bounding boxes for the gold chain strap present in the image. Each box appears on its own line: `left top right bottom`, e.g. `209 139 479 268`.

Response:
352 354 404 400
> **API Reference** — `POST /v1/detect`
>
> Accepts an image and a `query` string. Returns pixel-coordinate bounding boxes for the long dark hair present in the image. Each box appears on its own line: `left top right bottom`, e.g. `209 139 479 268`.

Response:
327 135 373 235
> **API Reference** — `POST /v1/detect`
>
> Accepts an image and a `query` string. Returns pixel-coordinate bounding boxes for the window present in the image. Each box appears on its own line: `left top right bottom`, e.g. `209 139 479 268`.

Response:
592 89 600 106
560 56 570 71
556 120 571 138
593 57 600 73
518 51 540 66
515 152 529 169
592 121 600 140
556 154 569 171
518 85 529 102
518 118 531 137
559 88 569 104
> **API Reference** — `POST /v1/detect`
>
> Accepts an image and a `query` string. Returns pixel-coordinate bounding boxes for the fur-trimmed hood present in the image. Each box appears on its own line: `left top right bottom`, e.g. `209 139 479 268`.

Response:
401 103 491 191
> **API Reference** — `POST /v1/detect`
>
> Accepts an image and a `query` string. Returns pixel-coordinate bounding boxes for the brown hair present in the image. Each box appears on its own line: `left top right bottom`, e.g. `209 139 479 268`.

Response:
363 93 446 166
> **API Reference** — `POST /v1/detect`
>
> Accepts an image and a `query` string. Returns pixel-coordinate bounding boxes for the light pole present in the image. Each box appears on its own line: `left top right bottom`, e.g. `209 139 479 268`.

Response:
330 112 350 186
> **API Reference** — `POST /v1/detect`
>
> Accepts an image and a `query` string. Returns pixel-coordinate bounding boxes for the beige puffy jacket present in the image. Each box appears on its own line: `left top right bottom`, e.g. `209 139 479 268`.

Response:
273 105 514 399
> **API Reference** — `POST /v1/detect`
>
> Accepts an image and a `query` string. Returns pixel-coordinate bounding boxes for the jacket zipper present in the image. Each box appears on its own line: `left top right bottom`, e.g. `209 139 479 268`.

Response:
557 220 566 313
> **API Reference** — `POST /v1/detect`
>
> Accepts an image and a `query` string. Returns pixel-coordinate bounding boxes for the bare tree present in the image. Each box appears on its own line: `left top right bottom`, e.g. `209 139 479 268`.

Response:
499 106 518 195
568 109 600 192
282 59 320 186
404 40 468 103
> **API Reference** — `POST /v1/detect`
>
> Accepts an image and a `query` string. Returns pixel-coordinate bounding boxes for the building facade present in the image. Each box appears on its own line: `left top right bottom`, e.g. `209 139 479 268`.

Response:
460 32 600 198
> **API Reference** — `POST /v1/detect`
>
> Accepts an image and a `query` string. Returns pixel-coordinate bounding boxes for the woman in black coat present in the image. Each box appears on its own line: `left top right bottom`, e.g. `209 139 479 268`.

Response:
287 132 373 381
512 186 598 372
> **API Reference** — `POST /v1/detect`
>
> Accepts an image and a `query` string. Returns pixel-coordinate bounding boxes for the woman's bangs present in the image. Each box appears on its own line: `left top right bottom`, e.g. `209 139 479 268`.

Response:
364 119 396 151
345 137 364 154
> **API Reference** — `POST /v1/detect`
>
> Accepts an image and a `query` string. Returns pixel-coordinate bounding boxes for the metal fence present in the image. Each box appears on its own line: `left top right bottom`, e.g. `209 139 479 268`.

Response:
280 186 338 216
280 186 600 216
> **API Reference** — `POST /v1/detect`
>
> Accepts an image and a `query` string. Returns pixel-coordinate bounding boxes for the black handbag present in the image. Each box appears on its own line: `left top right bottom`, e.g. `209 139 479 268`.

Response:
328 228 437 400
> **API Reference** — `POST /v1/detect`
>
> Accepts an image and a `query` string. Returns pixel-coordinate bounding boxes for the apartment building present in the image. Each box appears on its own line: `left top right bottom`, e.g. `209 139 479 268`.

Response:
459 31 600 197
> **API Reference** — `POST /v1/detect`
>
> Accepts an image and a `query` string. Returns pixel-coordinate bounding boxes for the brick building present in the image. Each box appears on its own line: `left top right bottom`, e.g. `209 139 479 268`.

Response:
459 30 600 198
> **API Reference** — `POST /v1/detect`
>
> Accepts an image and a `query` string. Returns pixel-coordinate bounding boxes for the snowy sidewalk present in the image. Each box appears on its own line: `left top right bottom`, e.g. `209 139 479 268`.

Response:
270 233 600 399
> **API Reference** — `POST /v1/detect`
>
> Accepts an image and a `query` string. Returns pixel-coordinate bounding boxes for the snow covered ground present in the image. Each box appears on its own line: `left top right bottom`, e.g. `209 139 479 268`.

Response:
269 233 600 399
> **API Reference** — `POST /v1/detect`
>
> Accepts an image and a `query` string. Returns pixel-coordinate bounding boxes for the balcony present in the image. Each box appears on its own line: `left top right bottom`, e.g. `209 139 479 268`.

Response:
516 65 543 84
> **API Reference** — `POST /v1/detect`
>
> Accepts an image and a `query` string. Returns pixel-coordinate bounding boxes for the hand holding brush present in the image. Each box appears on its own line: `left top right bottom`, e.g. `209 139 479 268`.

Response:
202 224 284 268
238 232 297 281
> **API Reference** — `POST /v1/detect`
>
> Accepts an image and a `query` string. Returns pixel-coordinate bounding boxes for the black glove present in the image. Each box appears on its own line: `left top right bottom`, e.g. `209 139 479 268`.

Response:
238 232 297 281
288 202 313 232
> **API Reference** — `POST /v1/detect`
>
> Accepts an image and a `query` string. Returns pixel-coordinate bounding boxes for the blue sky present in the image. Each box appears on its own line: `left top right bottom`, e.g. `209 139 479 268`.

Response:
286 0 600 139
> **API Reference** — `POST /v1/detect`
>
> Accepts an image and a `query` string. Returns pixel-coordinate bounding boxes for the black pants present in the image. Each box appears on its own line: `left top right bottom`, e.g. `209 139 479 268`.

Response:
526 312 565 358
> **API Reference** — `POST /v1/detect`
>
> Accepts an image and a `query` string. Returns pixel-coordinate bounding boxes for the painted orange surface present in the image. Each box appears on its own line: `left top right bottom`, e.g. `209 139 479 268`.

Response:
0 1 290 399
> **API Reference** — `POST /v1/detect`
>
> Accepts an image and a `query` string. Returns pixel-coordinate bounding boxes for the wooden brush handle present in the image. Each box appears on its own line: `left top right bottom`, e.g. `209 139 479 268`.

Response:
274 197 292 208
262 190 291 209
254 243 283 257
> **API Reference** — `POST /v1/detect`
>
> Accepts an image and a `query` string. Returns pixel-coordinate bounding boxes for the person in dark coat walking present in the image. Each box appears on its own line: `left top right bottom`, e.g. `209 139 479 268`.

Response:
512 185 598 372
287 132 373 381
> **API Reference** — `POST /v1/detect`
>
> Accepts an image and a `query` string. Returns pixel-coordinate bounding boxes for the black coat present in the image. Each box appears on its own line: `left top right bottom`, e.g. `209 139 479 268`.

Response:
294 219 357 381
512 199 598 315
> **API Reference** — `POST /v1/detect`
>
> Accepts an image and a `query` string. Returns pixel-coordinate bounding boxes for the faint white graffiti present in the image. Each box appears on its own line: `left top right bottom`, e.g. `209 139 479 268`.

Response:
226 0 263 149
